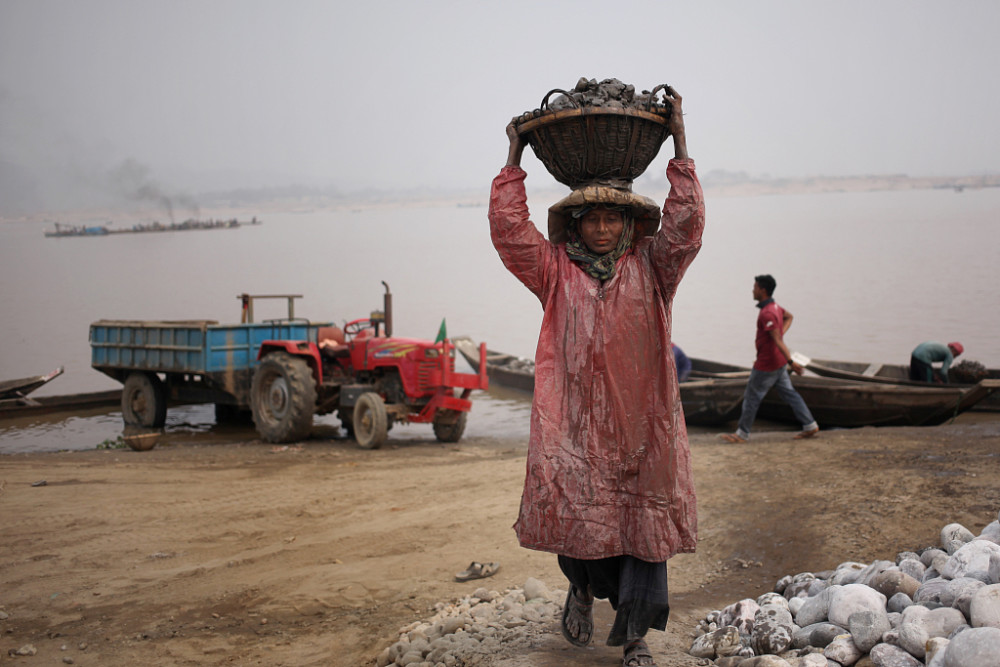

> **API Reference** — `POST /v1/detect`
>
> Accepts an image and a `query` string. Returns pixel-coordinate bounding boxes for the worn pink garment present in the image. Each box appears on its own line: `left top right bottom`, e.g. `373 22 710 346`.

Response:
489 159 705 561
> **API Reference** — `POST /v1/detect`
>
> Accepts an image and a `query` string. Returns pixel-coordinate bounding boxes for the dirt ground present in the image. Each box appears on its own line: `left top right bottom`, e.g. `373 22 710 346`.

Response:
2 413 1000 667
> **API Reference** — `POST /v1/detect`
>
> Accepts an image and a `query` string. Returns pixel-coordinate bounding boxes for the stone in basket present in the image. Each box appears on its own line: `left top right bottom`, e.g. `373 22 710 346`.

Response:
513 78 674 189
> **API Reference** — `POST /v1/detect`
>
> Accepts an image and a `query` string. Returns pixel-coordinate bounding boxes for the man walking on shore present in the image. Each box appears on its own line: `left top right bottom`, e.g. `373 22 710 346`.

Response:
721 274 819 443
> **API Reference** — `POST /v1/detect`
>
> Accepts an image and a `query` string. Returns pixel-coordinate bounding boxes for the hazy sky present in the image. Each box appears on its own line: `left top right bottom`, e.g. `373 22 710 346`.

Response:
1 0 998 212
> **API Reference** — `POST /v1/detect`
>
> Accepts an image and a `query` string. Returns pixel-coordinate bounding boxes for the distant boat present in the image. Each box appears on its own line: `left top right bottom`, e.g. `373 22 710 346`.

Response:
44 225 110 237
44 217 261 238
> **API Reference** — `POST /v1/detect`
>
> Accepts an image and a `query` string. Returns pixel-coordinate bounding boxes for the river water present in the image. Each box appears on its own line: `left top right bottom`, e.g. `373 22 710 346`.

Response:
2 183 998 453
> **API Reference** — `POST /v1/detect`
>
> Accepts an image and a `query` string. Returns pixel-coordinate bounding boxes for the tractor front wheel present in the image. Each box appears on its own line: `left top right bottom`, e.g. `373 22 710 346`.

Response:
251 352 316 443
433 410 468 443
353 392 388 449
121 372 167 428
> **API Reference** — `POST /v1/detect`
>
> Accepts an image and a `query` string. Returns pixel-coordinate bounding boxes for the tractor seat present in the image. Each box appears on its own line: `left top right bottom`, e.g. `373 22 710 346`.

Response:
318 327 350 358
318 326 345 346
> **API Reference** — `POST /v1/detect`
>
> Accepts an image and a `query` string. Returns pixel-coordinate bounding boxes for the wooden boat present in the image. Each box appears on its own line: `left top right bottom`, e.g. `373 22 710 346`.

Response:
0 390 121 419
805 357 1000 412
0 367 65 402
455 341 1000 429
44 218 261 238
690 357 1000 427
452 337 746 426
453 339 535 394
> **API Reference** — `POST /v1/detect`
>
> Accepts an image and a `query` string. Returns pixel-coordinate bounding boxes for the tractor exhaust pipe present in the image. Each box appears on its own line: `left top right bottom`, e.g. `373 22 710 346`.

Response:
382 281 392 337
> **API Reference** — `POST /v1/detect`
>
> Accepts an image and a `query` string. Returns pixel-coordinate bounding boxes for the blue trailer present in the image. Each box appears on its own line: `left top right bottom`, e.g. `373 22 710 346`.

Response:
90 315 331 428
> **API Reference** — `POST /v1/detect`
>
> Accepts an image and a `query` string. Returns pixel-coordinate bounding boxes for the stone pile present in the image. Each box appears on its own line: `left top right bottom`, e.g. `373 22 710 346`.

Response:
689 513 1000 667
374 577 562 667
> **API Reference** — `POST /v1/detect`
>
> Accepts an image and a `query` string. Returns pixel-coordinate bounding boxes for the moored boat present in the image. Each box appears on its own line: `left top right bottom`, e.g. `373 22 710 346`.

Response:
0 367 65 402
452 337 745 427
0 390 122 418
690 357 1000 427
453 338 1000 429
0 365 121 418
805 358 1000 413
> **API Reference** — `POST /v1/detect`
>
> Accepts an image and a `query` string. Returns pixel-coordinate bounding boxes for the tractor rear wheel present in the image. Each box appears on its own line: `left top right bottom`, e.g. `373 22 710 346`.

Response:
433 410 468 443
251 352 316 443
353 392 388 449
122 372 167 428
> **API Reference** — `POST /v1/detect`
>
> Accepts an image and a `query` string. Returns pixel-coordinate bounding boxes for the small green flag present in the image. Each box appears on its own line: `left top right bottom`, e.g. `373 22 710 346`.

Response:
434 318 447 343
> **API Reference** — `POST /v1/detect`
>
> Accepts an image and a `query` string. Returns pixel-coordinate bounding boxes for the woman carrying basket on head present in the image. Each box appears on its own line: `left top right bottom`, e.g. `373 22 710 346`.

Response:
489 86 704 667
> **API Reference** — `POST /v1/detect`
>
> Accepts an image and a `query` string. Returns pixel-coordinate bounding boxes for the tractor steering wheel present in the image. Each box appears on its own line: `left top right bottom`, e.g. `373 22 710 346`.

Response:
344 318 372 338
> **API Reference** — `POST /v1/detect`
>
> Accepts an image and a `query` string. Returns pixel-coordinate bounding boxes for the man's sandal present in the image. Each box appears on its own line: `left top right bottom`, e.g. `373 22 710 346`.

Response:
623 638 657 667
560 585 594 647
719 433 747 443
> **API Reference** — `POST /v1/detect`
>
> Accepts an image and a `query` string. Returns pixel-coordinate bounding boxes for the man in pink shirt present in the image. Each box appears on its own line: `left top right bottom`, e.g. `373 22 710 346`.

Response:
721 274 819 442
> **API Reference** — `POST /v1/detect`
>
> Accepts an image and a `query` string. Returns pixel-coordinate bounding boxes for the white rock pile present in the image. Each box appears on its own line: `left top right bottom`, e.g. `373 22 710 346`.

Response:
375 577 562 667
689 512 1000 667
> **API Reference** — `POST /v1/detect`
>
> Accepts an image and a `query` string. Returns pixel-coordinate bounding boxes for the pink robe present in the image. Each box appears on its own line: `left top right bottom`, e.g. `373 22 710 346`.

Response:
489 159 704 561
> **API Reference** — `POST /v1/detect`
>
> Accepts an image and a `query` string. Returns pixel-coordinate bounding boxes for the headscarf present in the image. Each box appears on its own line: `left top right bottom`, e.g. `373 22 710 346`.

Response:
564 209 635 282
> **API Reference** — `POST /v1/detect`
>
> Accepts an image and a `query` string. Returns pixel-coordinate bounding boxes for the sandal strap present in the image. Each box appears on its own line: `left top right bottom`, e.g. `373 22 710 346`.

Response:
623 639 656 667
572 585 594 607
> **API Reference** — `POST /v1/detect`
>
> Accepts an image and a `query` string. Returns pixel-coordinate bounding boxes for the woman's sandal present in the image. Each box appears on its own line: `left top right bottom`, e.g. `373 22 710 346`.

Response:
560 585 594 647
454 561 500 582
623 638 657 667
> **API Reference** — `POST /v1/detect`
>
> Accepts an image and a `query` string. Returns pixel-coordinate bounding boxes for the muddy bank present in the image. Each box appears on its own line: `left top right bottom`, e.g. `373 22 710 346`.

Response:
1 415 999 665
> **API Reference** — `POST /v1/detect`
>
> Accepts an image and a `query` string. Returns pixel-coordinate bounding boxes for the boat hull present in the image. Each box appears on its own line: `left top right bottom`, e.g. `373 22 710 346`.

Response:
453 341 1000 429
0 390 121 419
807 358 1000 413
453 337 744 427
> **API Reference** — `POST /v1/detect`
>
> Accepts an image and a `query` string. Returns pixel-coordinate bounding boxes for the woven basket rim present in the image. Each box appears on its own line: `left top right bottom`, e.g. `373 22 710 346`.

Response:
515 106 670 136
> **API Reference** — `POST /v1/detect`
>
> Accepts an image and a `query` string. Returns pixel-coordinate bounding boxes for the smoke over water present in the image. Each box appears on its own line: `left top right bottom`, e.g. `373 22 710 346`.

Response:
107 159 199 223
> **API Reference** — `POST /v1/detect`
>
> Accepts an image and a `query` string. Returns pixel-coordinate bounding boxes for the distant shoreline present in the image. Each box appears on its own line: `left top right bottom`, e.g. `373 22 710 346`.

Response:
699 172 1000 197
4 173 998 224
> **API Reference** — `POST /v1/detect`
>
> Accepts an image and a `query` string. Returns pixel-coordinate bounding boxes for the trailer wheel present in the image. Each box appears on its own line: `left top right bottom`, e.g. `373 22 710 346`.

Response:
251 352 316 443
353 392 388 449
433 410 468 443
121 372 167 428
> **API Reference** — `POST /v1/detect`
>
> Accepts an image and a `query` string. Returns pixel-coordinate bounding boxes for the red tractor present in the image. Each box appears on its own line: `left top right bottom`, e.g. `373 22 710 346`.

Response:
251 283 488 448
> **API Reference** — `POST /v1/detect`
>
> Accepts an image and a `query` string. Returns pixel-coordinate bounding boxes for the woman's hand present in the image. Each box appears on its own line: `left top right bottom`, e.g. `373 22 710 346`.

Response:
506 120 525 167
662 85 688 160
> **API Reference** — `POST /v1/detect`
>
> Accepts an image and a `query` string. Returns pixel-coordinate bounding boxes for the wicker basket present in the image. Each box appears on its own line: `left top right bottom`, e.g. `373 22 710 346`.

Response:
515 85 673 189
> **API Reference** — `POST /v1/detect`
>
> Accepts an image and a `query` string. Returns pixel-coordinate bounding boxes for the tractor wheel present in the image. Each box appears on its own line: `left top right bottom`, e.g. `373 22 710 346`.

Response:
251 352 316 443
121 372 167 428
433 410 468 443
353 392 388 449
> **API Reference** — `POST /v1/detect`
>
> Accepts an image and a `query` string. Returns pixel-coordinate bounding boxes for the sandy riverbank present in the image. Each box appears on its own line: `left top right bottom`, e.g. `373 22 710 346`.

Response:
2 414 1000 666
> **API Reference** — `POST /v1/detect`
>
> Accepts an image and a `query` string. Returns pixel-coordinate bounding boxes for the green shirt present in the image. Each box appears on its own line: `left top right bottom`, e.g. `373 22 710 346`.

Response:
912 341 954 376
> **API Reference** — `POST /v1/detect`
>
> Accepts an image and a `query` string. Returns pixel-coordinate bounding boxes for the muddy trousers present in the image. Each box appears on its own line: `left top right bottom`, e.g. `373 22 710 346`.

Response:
558 555 670 646
736 367 817 438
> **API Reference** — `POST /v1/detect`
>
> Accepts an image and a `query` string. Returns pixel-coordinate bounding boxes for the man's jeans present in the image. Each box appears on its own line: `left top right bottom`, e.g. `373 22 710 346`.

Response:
736 367 818 438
